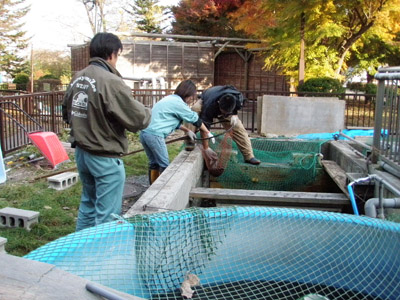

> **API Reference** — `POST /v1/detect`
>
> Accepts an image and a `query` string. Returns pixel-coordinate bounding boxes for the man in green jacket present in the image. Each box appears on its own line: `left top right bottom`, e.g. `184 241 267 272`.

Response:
62 32 151 231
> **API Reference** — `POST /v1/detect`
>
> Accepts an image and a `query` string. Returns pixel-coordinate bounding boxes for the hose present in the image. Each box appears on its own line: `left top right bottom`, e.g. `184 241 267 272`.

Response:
347 183 360 216
347 175 373 216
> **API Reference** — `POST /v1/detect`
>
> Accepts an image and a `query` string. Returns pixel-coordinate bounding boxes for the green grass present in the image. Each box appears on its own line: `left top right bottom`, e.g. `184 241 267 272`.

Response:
0 134 184 257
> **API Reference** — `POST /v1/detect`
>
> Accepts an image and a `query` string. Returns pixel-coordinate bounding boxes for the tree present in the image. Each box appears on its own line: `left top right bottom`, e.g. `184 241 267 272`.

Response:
170 0 246 37
32 50 71 84
80 0 131 34
0 0 30 78
346 33 400 81
125 0 167 33
230 0 400 84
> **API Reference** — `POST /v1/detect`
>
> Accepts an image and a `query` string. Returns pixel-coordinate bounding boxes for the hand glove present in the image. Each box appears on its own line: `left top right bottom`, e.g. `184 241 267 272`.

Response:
187 130 196 142
230 115 239 127
207 132 215 144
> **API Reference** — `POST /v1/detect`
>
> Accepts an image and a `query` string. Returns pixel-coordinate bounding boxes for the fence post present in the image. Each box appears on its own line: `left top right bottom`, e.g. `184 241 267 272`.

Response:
0 100 5 157
372 80 385 164
51 93 56 133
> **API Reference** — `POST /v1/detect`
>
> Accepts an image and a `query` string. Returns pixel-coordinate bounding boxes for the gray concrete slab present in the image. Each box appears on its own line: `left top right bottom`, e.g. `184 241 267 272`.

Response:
125 147 204 217
0 253 145 300
259 95 345 136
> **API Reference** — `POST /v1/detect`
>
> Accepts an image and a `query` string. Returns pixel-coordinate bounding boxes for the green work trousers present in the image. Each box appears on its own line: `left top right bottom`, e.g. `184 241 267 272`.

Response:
75 146 125 231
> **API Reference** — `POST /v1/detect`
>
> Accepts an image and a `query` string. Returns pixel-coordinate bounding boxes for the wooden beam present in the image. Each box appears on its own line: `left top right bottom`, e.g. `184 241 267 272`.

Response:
321 160 350 197
190 187 349 205
116 31 261 43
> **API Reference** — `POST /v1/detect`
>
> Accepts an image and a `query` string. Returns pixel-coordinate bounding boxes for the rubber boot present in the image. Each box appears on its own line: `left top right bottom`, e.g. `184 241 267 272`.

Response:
184 139 195 151
149 169 160 184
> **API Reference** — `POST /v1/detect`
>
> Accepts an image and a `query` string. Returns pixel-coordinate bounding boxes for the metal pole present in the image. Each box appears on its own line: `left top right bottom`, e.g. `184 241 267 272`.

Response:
30 45 34 93
372 79 385 163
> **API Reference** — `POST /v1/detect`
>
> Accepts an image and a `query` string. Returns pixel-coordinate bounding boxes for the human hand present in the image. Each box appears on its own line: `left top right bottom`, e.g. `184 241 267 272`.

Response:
207 132 215 144
187 130 196 142
230 115 239 127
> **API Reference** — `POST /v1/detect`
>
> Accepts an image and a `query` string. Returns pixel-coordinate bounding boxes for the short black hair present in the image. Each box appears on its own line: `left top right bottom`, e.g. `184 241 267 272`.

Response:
219 94 236 113
89 32 123 60
174 80 197 101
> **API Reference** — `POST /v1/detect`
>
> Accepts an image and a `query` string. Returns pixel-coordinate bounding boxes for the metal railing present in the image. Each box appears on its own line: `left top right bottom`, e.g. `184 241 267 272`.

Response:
372 67 400 172
0 92 66 155
1 89 376 156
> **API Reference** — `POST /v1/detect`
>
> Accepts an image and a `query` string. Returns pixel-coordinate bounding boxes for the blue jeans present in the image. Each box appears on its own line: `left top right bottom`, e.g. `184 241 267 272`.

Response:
75 146 125 231
139 131 169 170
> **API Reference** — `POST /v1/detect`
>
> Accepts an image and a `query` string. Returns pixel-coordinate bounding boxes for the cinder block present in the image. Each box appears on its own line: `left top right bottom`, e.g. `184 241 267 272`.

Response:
0 237 7 253
0 207 40 231
48 172 79 190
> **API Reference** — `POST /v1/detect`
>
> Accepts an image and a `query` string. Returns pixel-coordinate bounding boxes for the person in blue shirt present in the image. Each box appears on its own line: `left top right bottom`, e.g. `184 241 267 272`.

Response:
140 79 212 184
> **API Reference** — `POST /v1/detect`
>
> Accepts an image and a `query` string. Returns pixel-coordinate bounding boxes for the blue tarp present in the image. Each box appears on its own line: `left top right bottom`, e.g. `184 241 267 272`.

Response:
296 129 374 140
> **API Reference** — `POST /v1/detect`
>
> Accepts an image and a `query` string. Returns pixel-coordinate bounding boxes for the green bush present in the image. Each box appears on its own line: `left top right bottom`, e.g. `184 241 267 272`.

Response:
298 77 345 94
346 82 377 97
13 73 30 91
347 82 364 91
13 73 30 84
364 83 377 95
39 74 59 80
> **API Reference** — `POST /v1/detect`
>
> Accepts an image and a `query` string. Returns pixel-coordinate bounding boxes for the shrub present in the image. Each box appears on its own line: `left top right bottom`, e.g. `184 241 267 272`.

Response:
364 83 377 95
298 77 345 94
13 73 30 91
347 82 364 91
39 74 59 80
13 73 30 84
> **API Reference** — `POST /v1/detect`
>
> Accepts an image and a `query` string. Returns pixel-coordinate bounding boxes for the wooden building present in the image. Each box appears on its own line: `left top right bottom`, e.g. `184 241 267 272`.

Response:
69 33 289 92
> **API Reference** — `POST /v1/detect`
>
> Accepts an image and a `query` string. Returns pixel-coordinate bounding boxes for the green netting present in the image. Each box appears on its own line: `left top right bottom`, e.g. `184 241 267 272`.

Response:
209 137 329 191
25 207 400 300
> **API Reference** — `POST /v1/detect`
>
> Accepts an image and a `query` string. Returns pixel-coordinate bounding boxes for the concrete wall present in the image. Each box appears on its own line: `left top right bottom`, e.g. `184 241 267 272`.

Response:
124 147 204 217
258 95 345 136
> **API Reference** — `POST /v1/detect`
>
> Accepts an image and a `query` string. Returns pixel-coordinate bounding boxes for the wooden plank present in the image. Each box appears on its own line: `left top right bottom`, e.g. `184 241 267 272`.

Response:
216 203 343 212
321 160 350 197
189 187 349 205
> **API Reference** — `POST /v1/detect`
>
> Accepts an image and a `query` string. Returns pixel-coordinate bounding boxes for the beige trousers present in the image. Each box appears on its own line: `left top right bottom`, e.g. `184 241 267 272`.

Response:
189 100 255 161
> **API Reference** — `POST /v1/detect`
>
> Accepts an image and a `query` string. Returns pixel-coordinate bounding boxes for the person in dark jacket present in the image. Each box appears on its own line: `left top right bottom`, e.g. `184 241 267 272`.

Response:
62 32 151 231
191 85 260 165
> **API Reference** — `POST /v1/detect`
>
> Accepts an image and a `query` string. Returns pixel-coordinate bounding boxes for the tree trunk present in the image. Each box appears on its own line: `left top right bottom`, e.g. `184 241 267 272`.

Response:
299 12 305 86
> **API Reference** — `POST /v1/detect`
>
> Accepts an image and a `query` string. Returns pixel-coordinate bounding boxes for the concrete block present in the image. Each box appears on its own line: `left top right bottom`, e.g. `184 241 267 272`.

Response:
48 172 79 190
0 207 40 231
0 237 7 253
259 95 345 136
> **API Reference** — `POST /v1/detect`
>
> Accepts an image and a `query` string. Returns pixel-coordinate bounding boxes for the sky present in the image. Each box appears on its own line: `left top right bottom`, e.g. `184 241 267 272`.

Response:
24 0 179 52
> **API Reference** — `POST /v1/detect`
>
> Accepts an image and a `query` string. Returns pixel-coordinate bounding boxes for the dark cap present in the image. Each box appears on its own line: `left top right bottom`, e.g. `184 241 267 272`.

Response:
218 94 236 113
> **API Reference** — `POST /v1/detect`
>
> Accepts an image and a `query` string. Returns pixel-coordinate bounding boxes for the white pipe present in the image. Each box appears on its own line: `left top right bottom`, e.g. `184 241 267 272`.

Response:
348 173 400 217
364 197 400 218
368 174 400 196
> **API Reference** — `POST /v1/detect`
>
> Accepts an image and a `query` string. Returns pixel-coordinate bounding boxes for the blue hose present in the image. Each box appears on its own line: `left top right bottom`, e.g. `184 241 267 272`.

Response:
347 184 360 215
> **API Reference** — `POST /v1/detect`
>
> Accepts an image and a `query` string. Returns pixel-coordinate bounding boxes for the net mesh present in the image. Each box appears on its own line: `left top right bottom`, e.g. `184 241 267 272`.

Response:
209 136 328 191
199 131 233 177
25 206 400 300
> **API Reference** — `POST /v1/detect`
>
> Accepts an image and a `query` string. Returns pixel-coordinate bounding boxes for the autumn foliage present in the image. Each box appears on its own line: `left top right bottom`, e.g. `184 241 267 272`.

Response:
171 0 246 37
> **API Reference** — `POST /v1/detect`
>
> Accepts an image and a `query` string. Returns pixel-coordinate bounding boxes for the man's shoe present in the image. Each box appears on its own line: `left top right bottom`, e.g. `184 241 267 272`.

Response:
245 157 261 165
